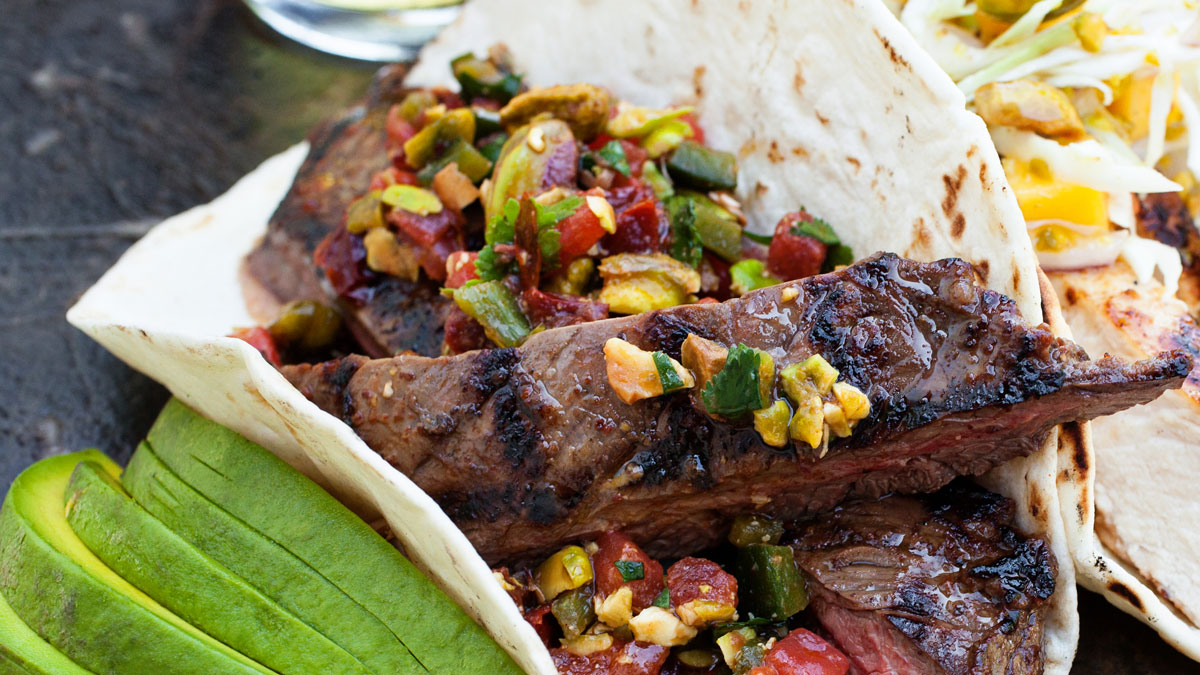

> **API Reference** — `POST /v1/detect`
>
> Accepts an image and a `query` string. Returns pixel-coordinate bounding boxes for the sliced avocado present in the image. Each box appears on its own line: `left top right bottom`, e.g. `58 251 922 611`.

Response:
65 460 371 675
0 451 267 674
147 399 520 674
0 587 88 675
122 442 421 674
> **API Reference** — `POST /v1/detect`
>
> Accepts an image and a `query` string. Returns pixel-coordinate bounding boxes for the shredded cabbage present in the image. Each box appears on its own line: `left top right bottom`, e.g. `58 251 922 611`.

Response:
990 126 1182 193
1121 236 1183 296
989 0 1064 49
1145 61 1177 169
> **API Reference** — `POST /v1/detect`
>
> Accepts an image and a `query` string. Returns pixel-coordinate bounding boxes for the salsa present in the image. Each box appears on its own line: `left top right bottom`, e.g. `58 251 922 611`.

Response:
502 518 850 675
310 48 850 356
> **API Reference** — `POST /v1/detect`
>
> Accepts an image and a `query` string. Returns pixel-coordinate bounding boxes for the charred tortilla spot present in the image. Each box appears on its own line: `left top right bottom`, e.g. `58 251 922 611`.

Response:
768 141 784 163
846 156 861 170
874 29 911 71
1108 581 1146 611
951 213 966 239
793 63 805 93
1065 286 1078 305
942 165 967 226
693 64 707 98
1062 422 1088 474
816 111 830 126
976 259 990 281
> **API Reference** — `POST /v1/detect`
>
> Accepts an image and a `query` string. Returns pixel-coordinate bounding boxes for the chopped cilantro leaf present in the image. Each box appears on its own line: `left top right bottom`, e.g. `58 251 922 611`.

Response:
652 352 687 393
615 560 645 582
823 243 855 272
532 196 582 271
743 230 774 246
701 344 768 418
790 215 840 245
597 140 632 177
652 588 670 609
486 198 521 246
669 198 703 268
473 244 513 282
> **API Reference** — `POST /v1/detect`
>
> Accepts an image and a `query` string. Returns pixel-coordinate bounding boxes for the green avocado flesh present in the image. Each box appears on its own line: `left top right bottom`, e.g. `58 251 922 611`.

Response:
0 589 87 675
65 460 370 675
0 451 266 674
122 442 421 674
146 399 521 674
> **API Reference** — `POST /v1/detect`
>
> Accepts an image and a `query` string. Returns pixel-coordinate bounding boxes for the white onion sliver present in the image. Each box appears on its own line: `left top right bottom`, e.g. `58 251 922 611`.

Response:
1176 85 1200 179
989 0 1064 49
1107 192 1136 231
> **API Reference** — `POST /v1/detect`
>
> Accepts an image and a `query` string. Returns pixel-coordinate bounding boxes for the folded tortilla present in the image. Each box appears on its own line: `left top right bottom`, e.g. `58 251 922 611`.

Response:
67 0 1079 671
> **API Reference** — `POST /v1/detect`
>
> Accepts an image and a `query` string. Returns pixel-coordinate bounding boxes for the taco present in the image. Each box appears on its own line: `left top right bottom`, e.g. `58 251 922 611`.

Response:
896 0 1200 657
66 0 1188 672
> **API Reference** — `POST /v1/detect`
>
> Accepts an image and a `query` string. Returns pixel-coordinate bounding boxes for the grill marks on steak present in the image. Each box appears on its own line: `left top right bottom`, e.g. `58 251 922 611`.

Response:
245 65 451 357
792 483 1056 675
282 255 1189 564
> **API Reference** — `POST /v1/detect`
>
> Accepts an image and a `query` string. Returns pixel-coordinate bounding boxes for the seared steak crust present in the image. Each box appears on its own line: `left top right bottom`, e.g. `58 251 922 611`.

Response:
792 483 1056 674
246 65 451 357
283 254 1188 564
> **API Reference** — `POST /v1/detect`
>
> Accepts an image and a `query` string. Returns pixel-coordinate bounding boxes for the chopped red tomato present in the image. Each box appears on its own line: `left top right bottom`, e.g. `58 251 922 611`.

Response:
314 227 374 301
552 640 670 675
592 531 665 612
679 112 705 145
523 288 608 329
443 307 489 354
445 251 479 289
604 198 664 254
620 140 648 179
666 557 737 614
557 204 608 262
387 207 466 281
385 105 416 151
758 629 850 675
230 327 281 367
588 133 615 152
766 211 828 282
523 604 554 649
431 86 464 110
368 167 420 191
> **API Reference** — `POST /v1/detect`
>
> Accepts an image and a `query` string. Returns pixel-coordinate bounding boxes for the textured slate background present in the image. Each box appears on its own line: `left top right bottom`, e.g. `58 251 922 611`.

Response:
0 0 1192 671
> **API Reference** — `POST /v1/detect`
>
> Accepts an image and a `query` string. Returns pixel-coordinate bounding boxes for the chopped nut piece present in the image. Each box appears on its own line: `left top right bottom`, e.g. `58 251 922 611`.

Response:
586 194 617 234
562 633 613 657
753 400 791 448
823 401 852 438
681 334 729 392
526 126 546 153
594 586 634 627
604 338 664 404
363 228 420 281
789 396 824 449
676 599 737 627
628 606 698 647
431 162 479 211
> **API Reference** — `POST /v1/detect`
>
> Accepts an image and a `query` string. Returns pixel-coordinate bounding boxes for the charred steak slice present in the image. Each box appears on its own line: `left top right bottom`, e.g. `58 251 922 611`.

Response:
791 482 1056 675
245 65 451 357
283 254 1189 564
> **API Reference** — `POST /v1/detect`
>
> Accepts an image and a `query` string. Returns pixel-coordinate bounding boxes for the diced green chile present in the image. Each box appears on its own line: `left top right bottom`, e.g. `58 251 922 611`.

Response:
396 91 437 124
733 544 808 621
667 140 737 191
472 106 504 136
450 53 522 103
729 259 780 295
732 643 767 675
652 588 670 609
452 281 531 348
668 198 702 268
652 352 688 394
666 192 742 263
642 161 674 199
403 108 476 170
551 584 596 638
268 300 342 352
417 138 493 185
728 514 784 548
478 133 508 164
615 560 645 582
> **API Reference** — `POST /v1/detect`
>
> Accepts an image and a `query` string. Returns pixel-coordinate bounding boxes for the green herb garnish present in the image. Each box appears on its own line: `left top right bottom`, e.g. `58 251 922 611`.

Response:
652 588 670 609
701 344 768 418
653 352 688 394
615 560 645 582
790 213 854 273
743 230 774 246
597 140 632 177
669 199 703 268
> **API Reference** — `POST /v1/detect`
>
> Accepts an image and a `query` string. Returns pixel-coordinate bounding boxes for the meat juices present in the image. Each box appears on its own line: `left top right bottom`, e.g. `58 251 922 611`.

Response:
284 254 1189 565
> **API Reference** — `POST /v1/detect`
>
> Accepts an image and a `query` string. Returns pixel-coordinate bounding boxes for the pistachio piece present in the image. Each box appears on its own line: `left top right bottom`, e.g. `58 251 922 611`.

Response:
499 83 612 141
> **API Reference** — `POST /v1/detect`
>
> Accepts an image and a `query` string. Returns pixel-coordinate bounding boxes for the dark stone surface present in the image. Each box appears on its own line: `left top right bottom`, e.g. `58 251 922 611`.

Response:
0 0 1194 672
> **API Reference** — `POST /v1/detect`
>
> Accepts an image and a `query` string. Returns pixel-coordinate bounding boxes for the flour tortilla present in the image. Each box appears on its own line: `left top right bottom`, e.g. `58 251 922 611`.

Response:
67 0 1077 671
1047 264 1200 659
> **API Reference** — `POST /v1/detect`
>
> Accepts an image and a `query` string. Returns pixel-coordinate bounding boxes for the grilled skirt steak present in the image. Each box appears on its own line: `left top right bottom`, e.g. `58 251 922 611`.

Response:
792 482 1056 675
282 254 1189 564
245 65 452 357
